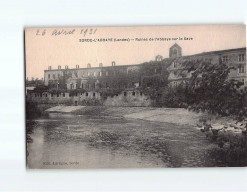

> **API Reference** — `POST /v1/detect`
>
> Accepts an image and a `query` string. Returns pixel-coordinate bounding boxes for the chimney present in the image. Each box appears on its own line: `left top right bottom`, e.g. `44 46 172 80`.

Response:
58 65 61 69
48 66 52 70
112 61 116 66
99 63 103 67
65 65 69 69
87 63 91 68
76 64 79 69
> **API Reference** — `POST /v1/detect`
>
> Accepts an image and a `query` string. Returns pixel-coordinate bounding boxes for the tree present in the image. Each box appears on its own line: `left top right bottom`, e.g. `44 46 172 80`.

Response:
178 58 247 119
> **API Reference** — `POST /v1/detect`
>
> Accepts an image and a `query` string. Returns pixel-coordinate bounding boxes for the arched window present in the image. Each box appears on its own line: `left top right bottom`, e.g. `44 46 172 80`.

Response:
173 48 178 57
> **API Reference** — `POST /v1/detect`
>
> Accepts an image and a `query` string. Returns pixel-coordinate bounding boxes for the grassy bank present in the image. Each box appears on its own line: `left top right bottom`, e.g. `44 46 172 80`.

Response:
26 102 55 119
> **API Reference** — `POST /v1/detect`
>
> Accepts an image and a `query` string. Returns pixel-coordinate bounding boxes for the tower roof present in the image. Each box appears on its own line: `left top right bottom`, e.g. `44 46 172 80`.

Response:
170 43 181 49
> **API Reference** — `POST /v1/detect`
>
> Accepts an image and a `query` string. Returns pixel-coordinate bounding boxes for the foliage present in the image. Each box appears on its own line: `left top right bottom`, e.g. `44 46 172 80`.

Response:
198 121 247 166
79 99 103 106
99 88 123 99
26 102 51 119
181 59 247 118
32 85 49 92
26 78 44 87
157 84 188 108
69 89 87 96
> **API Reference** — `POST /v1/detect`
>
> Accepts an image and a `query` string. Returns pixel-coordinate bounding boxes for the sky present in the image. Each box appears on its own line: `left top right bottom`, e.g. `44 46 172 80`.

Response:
25 25 246 79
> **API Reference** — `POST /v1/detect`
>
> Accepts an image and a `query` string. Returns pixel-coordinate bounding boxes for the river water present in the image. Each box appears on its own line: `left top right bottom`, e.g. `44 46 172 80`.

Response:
27 111 222 169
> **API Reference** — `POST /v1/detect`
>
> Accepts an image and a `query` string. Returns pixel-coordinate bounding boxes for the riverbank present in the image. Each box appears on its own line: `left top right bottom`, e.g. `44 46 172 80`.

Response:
27 105 247 168
27 107 216 168
28 103 245 134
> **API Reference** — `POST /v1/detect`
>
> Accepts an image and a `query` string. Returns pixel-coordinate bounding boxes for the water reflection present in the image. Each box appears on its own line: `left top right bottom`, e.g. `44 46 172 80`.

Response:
27 114 165 169
27 112 222 168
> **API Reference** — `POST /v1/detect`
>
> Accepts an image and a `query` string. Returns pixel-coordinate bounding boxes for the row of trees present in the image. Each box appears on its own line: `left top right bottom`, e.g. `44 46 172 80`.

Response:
144 58 247 120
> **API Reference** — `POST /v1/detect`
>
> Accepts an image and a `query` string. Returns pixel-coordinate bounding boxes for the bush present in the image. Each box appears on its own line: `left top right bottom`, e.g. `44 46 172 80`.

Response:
79 98 103 106
198 121 247 166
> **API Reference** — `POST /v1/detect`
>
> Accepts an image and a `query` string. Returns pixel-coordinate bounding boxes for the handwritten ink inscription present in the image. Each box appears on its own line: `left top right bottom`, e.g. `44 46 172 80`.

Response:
35 28 97 37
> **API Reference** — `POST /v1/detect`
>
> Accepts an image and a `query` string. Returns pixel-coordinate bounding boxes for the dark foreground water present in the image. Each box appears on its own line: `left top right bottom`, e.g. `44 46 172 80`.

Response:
27 111 223 169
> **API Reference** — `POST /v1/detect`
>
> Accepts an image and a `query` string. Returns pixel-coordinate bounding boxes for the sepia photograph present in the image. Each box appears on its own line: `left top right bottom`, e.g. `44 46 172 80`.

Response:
25 25 247 169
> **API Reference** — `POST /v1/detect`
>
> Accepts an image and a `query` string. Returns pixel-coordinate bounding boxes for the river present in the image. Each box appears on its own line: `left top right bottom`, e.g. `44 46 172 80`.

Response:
27 108 224 169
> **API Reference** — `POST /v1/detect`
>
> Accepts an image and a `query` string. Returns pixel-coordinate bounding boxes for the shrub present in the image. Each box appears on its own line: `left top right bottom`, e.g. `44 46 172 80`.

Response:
197 121 247 166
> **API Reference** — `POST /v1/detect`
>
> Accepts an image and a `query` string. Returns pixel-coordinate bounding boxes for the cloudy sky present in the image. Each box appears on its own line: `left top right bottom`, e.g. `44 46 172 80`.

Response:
25 25 246 79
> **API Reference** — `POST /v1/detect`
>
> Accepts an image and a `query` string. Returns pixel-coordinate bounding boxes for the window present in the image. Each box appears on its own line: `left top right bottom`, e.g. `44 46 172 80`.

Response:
53 74 55 79
239 65 245 73
174 81 177 87
172 48 178 57
173 62 177 68
86 92 88 97
239 54 245 62
99 72 102 76
81 83 84 89
45 94 47 97
140 91 143 96
35 94 37 97
51 93 53 97
222 56 229 63
93 72 96 77
106 71 108 76
63 93 65 97
48 74 50 79
154 68 157 73
87 72 90 76
124 92 127 96
132 92 135 96
241 79 245 85
57 93 59 97
93 92 95 97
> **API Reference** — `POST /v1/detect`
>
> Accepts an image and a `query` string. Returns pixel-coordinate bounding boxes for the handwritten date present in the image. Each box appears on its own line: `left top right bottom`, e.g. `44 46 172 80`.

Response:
35 28 97 37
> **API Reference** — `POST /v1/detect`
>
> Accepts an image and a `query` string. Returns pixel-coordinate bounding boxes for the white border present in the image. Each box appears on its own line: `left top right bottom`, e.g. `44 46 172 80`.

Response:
0 0 247 192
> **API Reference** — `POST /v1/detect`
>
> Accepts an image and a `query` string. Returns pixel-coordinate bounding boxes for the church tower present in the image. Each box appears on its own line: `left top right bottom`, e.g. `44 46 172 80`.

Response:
169 43 182 58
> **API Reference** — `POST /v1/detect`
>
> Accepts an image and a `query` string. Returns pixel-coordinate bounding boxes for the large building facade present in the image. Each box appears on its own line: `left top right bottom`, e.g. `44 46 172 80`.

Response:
27 44 246 105
43 44 246 89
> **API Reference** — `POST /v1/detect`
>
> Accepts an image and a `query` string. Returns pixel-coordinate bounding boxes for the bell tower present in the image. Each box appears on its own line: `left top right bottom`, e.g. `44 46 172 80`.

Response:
169 43 182 58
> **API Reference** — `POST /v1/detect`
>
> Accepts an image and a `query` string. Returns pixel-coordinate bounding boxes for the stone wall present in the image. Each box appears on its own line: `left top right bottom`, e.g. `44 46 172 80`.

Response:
26 89 151 107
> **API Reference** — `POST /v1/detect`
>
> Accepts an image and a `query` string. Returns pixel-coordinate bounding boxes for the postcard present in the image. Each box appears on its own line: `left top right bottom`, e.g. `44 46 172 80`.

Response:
25 25 247 169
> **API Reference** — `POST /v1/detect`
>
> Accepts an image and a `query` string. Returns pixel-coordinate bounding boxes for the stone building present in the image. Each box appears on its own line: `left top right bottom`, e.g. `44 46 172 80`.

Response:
27 43 246 105
168 45 246 87
43 43 246 90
